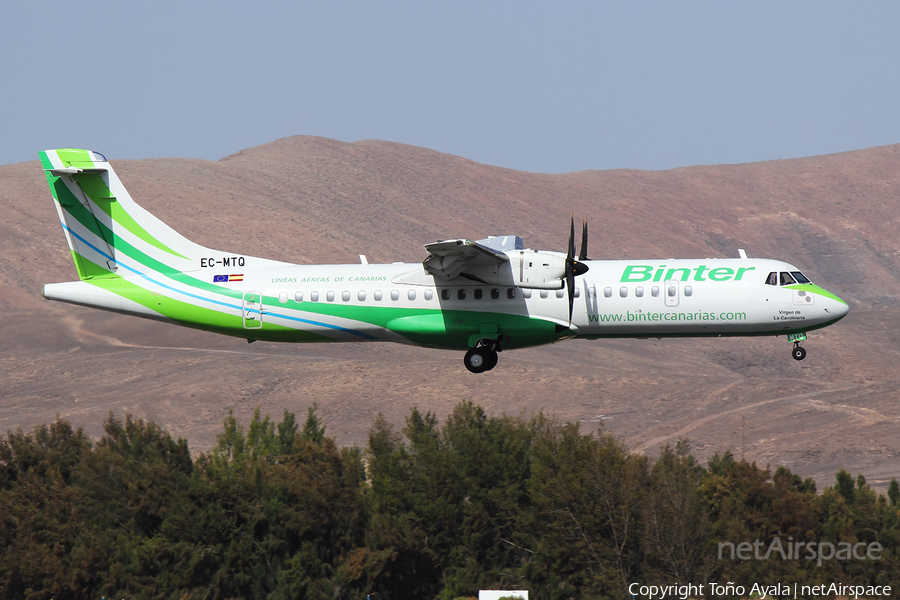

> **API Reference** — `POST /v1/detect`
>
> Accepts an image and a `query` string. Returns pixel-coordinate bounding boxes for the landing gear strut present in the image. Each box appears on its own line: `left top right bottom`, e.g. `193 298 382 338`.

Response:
464 337 503 373
792 343 807 361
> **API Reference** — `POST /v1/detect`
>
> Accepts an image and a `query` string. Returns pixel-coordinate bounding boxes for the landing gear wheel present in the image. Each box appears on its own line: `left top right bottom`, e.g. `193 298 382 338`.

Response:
792 345 807 361
465 338 503 373
464 347 491 373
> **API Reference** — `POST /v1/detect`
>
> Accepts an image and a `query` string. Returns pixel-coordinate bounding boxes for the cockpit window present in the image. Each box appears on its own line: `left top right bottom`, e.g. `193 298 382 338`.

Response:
791 271 811 284
765 272 777 286
779 272 797 286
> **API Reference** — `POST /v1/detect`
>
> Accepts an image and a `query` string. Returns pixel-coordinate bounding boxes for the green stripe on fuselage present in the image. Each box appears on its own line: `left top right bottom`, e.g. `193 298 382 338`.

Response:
87 277 335 343
786 284 848 305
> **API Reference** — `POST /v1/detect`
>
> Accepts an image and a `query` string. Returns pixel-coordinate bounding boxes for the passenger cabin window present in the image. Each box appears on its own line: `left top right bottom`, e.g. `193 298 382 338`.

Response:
620 286 628 298
374 290 383 301
573 288 580 298
458 289 466 300
327 291 335 302
523 289 532 298
474 289 483 300
667 286 676 297
791 271 811 284
651 286 659 297
295 291 303 303
342 291 351 302
442 289 450 300
540 290 549 299
507 288 516 299
425 289 433 300
556 289 565 298
408 290 416 300
491 288 500 300
780 272 797 286
635 286 644 298
310 291 319 302
358 290 366 301
684 286 693 297
604 287 612 298
766 272 778 286
279 292 288 304
391 290 400 301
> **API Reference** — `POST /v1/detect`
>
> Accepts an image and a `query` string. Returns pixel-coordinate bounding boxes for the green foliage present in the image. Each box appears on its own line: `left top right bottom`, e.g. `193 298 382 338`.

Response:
836 468 856 503
302 402 327 444
1 403 898 599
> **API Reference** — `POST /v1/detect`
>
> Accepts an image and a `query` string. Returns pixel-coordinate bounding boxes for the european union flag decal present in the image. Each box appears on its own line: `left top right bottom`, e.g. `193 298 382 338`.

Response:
213 274 244 283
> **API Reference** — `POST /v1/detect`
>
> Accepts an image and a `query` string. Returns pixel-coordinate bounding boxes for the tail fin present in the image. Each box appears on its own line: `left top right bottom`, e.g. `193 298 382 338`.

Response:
41 149 222 280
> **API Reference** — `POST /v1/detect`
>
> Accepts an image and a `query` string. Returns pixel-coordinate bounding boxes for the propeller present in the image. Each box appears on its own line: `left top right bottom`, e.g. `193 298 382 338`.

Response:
566 216 589 325
579 218 589 261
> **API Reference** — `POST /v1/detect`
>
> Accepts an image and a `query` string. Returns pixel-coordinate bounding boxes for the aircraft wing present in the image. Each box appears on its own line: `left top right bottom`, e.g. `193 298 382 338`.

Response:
422 238 511 281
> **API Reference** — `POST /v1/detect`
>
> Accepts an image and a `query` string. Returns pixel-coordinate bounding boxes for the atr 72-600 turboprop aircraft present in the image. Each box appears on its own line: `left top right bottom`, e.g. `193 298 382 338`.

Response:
39 149 849 373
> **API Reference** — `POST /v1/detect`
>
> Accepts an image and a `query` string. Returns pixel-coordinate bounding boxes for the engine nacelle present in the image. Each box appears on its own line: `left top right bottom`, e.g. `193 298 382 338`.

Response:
512 251 567 289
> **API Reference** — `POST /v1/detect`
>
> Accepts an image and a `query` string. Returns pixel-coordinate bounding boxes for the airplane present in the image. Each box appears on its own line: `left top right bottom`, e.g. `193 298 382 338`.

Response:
39 148 849 373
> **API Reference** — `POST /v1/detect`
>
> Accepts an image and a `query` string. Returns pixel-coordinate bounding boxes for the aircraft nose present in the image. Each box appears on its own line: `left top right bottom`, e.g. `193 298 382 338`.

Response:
825 292 849 320
836 298 850 317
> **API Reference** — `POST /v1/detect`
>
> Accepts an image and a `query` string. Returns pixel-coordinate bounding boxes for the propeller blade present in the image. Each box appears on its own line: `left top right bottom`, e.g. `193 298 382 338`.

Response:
568 215 576 261
579 219 588 261
566 216 577 325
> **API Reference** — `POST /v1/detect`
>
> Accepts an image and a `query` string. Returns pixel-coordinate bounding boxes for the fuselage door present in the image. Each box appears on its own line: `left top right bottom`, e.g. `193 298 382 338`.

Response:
243 291 263 329
664 279 680 307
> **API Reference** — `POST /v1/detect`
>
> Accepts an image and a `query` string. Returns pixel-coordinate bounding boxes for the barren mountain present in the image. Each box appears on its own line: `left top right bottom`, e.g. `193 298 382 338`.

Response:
1 137 899 492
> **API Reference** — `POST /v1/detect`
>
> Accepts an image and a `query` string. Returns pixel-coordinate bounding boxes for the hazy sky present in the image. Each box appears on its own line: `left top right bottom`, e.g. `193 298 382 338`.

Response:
4 2 899 173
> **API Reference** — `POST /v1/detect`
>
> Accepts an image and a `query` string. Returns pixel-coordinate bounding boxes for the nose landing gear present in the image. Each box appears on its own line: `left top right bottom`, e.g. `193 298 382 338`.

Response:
787 332 808 361
464 337 503 373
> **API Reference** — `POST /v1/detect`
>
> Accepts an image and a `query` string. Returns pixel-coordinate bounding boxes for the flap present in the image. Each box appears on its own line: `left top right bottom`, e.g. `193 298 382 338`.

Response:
423 238 510 280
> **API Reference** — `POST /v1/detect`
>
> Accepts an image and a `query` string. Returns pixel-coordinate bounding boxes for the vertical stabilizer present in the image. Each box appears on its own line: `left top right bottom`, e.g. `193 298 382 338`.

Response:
39 149 280 281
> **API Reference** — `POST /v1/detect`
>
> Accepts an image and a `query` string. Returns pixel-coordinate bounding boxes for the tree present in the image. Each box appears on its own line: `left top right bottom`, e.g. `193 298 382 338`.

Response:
644 440 711 582
888 478 900 507
836 468 855 504
301 402 326 444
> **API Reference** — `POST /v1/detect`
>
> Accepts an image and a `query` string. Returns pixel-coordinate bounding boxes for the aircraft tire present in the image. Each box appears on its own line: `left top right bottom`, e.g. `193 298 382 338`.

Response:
792 346 807 361
464 347 490 373
485 350 499 371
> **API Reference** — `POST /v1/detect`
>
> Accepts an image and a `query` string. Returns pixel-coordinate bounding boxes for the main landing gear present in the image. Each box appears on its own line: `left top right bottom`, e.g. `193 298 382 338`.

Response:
464 337 503 373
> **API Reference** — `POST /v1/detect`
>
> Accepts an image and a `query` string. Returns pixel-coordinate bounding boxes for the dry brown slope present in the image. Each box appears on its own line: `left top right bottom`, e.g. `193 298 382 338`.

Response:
1 137 899 491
